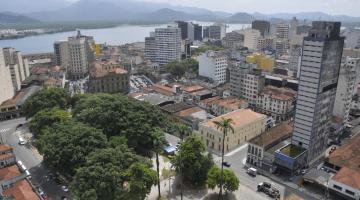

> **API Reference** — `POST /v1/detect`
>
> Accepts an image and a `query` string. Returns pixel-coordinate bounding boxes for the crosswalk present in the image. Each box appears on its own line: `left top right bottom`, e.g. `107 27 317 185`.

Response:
0 128 10 133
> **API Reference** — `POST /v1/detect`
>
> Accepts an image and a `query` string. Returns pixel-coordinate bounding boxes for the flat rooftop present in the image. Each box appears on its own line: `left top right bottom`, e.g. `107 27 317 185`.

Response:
0 144 12 152
248 121 293 150
161 102 194 114
0 165 21 181
202 109 266 129
279 144 307 158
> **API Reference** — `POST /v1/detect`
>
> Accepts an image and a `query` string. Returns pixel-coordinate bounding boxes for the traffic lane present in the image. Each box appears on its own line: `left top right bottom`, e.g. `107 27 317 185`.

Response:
0 117 27 129
30 164 69 200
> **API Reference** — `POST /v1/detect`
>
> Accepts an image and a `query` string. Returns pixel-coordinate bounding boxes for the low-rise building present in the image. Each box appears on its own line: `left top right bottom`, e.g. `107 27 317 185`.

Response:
198 109 266 154
257 86 297 122
325 132 360 199
246 121 293 171
210 96 248 116
222 31 244 49
89 61 130 94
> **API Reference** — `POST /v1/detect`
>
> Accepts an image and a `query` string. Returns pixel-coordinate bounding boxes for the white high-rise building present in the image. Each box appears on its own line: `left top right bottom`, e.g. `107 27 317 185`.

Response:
244 29 261 50
291 21 344 163
0 49 14 104
155 27 181 68
333 57 360 123
198 51 228 84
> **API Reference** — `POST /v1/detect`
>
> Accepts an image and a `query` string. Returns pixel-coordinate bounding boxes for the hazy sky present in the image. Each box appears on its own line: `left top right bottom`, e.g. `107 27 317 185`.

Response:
66 0 360 16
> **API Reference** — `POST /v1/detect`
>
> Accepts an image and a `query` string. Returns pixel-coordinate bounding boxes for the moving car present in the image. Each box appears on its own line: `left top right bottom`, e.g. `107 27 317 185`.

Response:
222 161 231 167
18 137 26 145
247 167 257 176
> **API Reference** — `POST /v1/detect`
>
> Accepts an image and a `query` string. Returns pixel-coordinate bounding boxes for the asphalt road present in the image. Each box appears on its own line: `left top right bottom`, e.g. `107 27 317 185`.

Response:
0 118 69 200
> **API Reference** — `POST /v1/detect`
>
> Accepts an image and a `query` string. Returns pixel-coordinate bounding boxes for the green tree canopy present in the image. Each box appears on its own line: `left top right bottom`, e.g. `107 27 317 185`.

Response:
207 166 239 194
22 87 70 118
29 108 70 136
70 146 149 200
37 121 108 176
72 93 170 152
165 58 199 78
171 135 214 186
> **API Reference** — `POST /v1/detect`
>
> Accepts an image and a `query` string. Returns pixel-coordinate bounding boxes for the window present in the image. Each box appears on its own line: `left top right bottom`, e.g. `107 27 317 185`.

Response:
333 185 342 191
345 190 354 196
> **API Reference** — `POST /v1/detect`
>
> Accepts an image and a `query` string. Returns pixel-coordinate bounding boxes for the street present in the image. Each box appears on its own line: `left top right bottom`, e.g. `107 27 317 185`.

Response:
0 118 68 200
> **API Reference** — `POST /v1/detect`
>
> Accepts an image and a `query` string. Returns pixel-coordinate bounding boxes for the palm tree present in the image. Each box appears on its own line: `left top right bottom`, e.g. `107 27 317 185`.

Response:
152 128 166 200
176 124 190 200
213 118 234 200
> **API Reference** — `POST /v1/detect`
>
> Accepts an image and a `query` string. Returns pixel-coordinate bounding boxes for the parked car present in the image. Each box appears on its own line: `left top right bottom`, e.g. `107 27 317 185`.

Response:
18 137 26 145
222 161 231 167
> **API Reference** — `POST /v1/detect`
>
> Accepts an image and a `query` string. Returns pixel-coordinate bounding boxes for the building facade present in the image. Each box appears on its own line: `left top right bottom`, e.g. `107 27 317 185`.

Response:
333 57 360 123
194 24 203 41
291 21 344 163
210 96 248 116
222 31 244 49
144 35 156 62
244 29 261 50
257 86 296 122
0 49 14 104
54 41 69 67
198 51 228 84
89 61 130 94
198 109 266 154
154 27 182 68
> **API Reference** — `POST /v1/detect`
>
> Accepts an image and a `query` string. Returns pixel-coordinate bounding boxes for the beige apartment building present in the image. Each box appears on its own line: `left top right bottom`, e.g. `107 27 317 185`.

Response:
89 61 130 94
198 109 266 154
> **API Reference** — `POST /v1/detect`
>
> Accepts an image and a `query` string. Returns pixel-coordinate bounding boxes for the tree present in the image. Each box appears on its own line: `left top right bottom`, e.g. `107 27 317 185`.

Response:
175 123 190 199
151 128 166 199
126 162 158 200
37 121 108 176
29 108 70 136
22 88 70 118
165 59 199 78
207 166 239 195
71 146 147 200
213 118 235 200
72 93 171 153
171 135 214 186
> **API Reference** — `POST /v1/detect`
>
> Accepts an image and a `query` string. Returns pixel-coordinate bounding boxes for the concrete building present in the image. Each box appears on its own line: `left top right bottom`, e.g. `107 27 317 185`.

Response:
66 31 95 80
222 31 244 49
198 51 228 84
210 96 248 116
252 20 270 37
276 23 289 39
244 29 261 50
289 17 299 41
343 28 360 49
257 37 274 51
154 27 182 68
144 35 156 62
275 22 290 57
176 21 194 41
333 57 360 123
209 23 226 40
229 62 265 106
290 21 344 164
88 61 130 94
198 109 266 154
54 41 69 67
257 86 297 122
247 121 293 170
0 49 14 105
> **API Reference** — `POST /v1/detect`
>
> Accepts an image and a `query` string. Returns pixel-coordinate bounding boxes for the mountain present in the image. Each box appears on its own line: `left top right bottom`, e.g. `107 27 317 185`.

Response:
0 0 70 13
228 12 254 23
138 8 219 22
0 12 39 24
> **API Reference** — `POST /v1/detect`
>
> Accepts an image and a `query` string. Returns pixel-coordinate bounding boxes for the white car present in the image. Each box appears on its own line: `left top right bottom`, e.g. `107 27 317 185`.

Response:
18 137 26 145
62 186 69 192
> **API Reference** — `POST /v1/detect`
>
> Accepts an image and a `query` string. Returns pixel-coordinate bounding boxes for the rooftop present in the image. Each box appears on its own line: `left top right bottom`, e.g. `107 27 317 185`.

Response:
134 93 174 106
203 109 266 129
90 61 128 78
3 179 40 200
0 144 12 152
212 96 248 110
260 86 297 101
0 165 21 181
1 86 42 108
328 132 360 171
182 85 204 93
332 167 360 190
248 121 293 150
199 96 222 106
161 102 194 114
175 107 204 117
279 144 307 158
0 153 15 161
148 84 174 97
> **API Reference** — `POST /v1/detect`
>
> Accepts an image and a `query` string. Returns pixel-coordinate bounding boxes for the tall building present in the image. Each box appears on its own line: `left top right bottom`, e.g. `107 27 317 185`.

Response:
229 63 265 106
54 41 69 66
275 23 290 57
154 27 182 67
144 35 156 62
343 28 360 49
291 21 344 163
194 24 203 41
333 57 360 123
198 51 228 84
257 37 274 50
57 30 95 80
252 20 270 37
276 23 289 39
244 29 261 50
176 21 195 41
203 26 210 38
209 23 226 40
289 17 299 40
0 49 14 104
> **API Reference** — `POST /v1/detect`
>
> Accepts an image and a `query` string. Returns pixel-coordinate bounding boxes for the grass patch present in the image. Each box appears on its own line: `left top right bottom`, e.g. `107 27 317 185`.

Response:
162 168 176 179
280 144 306 158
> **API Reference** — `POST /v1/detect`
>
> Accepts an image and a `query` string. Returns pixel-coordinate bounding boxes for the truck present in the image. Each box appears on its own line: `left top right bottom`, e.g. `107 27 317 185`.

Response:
257 182 280 199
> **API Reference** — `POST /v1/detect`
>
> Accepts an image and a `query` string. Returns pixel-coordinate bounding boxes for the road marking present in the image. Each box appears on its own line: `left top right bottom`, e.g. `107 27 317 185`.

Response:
0 128 10 133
